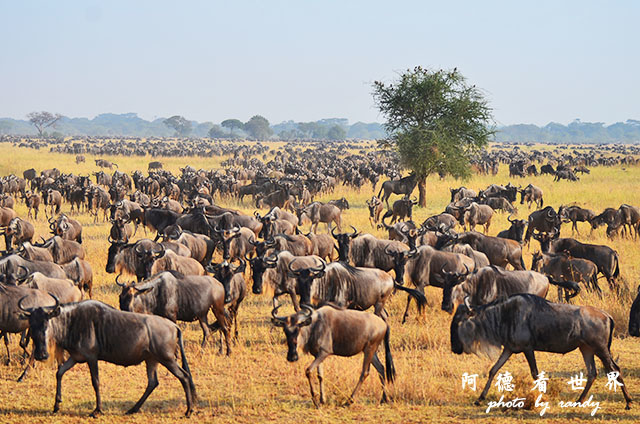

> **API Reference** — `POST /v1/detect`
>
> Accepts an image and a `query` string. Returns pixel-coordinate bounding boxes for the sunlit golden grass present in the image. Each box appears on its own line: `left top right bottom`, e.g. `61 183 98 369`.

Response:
0 142 639 423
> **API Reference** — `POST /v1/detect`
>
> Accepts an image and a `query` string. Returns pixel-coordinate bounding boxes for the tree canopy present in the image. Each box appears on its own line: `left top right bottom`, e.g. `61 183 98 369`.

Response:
221 119 244 136
373 66 494 206
244 115 273 140
26 111 63 136
163 115 192 137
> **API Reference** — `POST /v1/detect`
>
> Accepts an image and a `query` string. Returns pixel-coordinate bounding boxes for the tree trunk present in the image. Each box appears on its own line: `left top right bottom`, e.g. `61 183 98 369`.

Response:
418 175 427 207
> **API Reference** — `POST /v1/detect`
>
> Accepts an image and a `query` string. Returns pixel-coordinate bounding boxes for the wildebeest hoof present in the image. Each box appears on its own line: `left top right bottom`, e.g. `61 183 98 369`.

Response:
184 408 193 417
125 407 138 415
473 399 482 406
90 408 103 418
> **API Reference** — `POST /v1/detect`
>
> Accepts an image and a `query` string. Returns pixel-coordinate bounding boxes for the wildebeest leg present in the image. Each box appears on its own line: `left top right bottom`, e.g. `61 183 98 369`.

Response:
53 357 77 413
2 332 10 365
198 317 211 348
346 341 378 406
523 351 539 379
401 295 412 324
371 353 391 403
289 291 301 312
317 363 326 404
210 308 231 356
596 349 633 409
87 360 103 417
577 347 597 405
126 360 159 415
158 358 194 417
305 351 330 407
476 348 513 405
17 347 37 382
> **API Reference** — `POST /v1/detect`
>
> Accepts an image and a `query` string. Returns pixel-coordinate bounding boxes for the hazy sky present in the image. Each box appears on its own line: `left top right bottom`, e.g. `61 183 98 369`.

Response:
1 1 638 126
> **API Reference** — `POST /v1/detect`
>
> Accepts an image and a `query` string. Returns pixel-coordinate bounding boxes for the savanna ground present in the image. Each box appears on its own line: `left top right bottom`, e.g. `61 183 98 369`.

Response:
0 140 639 424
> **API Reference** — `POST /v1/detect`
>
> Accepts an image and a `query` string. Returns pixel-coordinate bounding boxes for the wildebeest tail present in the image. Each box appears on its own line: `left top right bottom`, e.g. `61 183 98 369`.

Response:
613 253 620 278
519 255 526 270
377 184 384 199
607 316 614 350
548 279 581 297
384 324 395 383
394 283 426 313
540 197 544 207
177 326 197 397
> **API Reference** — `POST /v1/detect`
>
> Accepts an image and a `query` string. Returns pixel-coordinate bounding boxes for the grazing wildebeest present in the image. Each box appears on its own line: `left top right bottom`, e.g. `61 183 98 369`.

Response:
549 238 620 292
450 187 477 202
366 196 384 227
422 213 458 233
21 297 196 417
377 174 417 208
148 161 163 170
519 184 543 209
451 294 632 409
328 197 349 210
524 206 561 244
590 207 618 232
496 214 527 243
271 304 395 406
481 196 516 214
554 168 579 181
118 271 230 354
540 164 555 175
557 205 595 235
296 202 342 234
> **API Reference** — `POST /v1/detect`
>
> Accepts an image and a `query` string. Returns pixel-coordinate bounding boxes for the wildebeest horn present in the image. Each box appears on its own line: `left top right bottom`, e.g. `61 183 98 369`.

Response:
134 243 144 254
16 265 30 282
264 254 278 265
254 211 262 219
107 235 115 244
463 296 472 310
18 295 34 316
154 243 165 257
331 226 339 239
288 259 302 276
349 225 358 237
507 214 516 223
300 304 314 323
310 258 326 273
115 273 126 287
270 304 287 326
384 245 396 256
546 209 554 220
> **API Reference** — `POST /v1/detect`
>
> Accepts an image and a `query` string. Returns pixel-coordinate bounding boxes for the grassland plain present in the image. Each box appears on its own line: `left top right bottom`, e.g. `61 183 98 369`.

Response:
0 141 639 424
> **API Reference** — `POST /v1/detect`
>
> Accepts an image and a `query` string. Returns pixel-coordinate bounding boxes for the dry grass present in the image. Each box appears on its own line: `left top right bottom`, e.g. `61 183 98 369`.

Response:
0 141 639 423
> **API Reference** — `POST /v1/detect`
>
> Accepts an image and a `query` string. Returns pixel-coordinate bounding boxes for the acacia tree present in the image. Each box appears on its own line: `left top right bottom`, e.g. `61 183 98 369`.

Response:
163 115 192 137
244 115 273 140
26 111 63 136
221 119 244 136
373 67 494 207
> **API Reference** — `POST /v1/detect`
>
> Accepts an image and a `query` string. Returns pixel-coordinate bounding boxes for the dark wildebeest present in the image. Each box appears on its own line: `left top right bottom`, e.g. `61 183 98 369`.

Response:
109 215 134 243
208 259 246 340
524 206 561 245
141 208 181 241
23 168 37 182
540 164 555 175
46 189 62 216
328 197 350 210
590 207 618 233
451 294 632 409
630 286 640 336
37 236 84 265
549 238 620 292
21 297 196 417
554 169 579 181
481 196 516 214
382 196 416 224
118 271 231 354
271 304 395 406
49 214 83 243
377 174 417 208
366 196 384 227
519 184 543 209
557 205 595 235
531 251 600 297
450 187 477 202
618 204 640 239
148 161 163 170
62 258 94 298
496 215 527 243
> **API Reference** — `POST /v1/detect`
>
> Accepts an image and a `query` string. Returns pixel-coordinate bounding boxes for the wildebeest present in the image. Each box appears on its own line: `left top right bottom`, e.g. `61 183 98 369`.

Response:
519 184 543 209
36 236 84 265
463 203 494 233
450 294 632 409
555 168 579 181
24 191 41 220
496 215 527 243
75 155 85 164
540 163 555 175
382 196 416 224
450 186 477 202
271 304 395 406
148 161 163 170
49 214 83 243
62 258 94 298
549 238 620 291
21 297 196 417
46 189 62 216
366 196 384 227
524 206 561 244
557 205 595 235
2 217 34 250
328 197 349 210
208 259 246 340
453 232 525 270
377 174 417 207
0 207 17 229
118 270 230 354
630 286 640 336
0 254 67 279
531 251 600 297
296 202 342 234
95 158 118 169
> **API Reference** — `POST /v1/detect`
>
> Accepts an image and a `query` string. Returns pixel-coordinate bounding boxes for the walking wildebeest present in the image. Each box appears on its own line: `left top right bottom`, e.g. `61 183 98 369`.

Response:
377 174 417 208
524 206 561 245
20 297 196 417
558 205 596 235
271 304 395 406
451 294 632 409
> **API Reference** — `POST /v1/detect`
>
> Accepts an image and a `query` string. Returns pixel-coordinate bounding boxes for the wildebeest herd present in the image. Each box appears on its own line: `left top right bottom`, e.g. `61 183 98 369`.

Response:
1 140 640 417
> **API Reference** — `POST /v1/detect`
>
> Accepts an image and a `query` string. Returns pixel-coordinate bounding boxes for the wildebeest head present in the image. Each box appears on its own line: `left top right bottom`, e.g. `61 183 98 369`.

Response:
366 196 381 217
507 214 527 243
271 304 313 362
248 237 276 258
135 242 165 280
18 293 60 361
209 259 246 303
450 297 475 355
116 273 152 312
287 258 326 305
384 245 416 284
441 265 471 313
331 226 359 261
531 229 558 253
249 253 277 294
630 285 640 337
106 239 130 273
